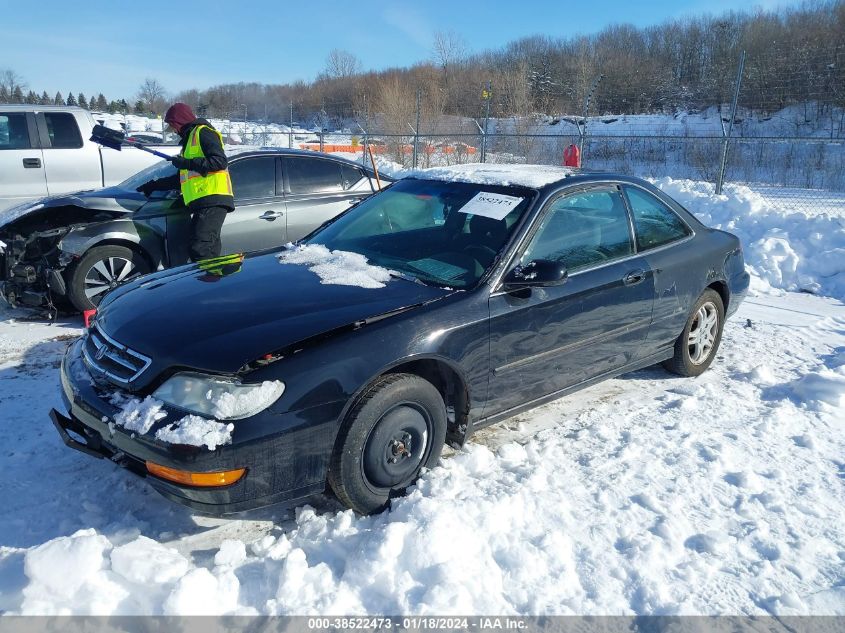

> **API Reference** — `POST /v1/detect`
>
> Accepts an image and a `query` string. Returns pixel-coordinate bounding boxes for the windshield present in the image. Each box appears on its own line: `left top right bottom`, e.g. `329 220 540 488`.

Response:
307 179 535 289
118 160 177 190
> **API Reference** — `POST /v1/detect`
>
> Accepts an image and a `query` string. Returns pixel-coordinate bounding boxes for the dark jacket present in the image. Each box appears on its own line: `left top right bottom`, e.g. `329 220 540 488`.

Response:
147 118 235 211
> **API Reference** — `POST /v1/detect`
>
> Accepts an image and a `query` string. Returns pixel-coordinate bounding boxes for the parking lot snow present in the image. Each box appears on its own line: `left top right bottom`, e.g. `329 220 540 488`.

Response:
0 180 843 615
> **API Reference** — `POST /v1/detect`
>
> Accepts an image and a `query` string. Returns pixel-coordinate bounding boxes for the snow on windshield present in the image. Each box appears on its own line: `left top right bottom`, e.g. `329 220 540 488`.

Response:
405 163 576 189
278 243 392 289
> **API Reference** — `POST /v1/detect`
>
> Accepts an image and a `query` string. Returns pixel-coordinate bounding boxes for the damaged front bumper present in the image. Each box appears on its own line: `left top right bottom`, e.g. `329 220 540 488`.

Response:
54 338 336 514
0 229 73 309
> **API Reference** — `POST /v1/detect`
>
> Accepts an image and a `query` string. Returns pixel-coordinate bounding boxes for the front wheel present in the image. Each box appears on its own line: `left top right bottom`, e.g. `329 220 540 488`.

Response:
66 245 151 312
328 374 446 514
662 288 725 377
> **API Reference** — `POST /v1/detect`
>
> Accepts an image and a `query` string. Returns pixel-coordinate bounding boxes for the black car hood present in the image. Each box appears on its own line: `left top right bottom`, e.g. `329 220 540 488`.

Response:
96 251 455 380
0 187 146 230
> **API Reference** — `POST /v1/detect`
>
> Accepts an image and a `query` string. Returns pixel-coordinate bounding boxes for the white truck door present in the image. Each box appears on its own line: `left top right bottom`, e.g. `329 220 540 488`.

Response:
0 111 47 210
35 111 101 195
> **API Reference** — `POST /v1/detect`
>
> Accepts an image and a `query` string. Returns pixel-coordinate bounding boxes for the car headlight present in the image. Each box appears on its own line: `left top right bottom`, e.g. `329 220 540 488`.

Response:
153 372 285 420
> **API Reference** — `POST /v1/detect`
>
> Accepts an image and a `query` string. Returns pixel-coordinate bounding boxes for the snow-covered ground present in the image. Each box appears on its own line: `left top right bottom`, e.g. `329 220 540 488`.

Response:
0 180 843 616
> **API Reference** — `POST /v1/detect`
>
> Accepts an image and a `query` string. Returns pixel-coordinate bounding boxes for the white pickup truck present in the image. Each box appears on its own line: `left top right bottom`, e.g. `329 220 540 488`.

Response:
0 105 179 212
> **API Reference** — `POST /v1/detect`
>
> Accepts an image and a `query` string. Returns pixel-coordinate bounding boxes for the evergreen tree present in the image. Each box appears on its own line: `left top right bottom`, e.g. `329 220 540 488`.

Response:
40 91 50 105
108 100 119 113
12 86 24 103
0 85 9 103
96 94 108 110
118 98 129 113
88 95 97 110
66 92 77 106
54 91 63 105
134 100 146 114
25 90 37 104
77 93 87 109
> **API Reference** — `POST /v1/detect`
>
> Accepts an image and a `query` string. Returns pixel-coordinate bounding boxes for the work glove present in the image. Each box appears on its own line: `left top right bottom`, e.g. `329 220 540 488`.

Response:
169 155 191 170
136 181 157 196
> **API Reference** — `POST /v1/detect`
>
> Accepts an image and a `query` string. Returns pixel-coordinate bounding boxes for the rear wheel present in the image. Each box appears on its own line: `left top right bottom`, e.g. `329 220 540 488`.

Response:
662 288 725 377
66 245 150 312
328 374 446 514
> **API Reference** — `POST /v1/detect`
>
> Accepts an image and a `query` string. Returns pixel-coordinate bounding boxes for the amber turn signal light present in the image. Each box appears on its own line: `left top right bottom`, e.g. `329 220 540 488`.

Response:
146 461 246 487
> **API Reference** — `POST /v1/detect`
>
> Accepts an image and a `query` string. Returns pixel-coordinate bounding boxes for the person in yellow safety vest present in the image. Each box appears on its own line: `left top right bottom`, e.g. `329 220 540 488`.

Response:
136 102 234 261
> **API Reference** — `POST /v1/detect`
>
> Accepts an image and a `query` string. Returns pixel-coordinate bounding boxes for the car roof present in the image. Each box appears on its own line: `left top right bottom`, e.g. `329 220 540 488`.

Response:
229 148 387 175
404 163 643 191
0 104 89 112
404 164 580 190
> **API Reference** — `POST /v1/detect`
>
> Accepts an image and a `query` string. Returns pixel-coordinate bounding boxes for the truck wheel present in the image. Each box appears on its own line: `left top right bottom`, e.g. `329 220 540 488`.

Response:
67 245 150 312
662 289 725 377
328 374 446 515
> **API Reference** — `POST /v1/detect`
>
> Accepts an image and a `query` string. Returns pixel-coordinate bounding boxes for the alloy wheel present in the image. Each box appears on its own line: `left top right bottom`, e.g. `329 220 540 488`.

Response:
687 301 719 365
83 257 140 301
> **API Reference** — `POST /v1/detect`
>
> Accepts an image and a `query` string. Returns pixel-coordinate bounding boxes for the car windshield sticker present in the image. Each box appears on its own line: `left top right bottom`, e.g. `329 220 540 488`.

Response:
408 258 467 281
458 192 523 221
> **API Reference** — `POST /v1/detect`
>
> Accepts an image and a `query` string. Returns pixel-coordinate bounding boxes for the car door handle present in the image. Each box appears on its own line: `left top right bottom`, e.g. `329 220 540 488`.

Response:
22 158 42 168
259 210 284 220
623 270 646 286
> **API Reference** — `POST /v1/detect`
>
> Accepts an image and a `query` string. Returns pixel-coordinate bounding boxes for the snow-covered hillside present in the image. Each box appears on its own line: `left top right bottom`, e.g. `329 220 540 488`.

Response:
0 180 843 616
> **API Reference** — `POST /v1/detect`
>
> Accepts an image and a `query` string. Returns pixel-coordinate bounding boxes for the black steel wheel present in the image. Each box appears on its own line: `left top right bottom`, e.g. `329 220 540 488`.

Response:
662 288 725 377
329 373 446 514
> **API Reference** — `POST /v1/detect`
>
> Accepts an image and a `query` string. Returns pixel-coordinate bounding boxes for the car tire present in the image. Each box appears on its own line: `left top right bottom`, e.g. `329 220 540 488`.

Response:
662 288 725 377
66 245 151 312
328 373 446 515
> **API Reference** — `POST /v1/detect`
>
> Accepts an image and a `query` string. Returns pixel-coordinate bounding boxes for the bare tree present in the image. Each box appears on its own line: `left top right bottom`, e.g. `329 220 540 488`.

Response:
324 49 361 79
137 78 168 114
0 69 27 95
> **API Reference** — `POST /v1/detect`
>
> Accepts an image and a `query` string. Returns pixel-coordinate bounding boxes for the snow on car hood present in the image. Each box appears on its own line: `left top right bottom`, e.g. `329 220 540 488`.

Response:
0 187 147 230
95 250 455 384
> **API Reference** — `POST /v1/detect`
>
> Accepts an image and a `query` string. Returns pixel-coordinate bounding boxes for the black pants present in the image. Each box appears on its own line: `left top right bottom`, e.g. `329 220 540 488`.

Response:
189 206 228 261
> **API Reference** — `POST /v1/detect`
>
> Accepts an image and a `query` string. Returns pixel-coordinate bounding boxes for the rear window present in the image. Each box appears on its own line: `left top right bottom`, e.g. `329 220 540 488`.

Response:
286 157 344 194
43 112 83 149
0 113 31 149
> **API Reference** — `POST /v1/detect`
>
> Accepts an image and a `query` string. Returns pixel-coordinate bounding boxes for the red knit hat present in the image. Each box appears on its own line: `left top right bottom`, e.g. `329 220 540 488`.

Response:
164 102 195 128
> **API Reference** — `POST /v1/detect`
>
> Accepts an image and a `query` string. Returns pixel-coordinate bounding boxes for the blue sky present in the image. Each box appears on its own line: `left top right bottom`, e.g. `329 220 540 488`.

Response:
2 0 799 100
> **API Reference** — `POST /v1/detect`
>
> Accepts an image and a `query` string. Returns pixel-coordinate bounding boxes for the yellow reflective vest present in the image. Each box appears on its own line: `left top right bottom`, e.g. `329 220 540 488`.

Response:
179 125 233 205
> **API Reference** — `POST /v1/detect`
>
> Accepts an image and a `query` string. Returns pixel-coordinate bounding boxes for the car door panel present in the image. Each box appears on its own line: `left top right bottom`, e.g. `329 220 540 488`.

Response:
0 111 47 209
282 156 368 242
220 156 287 253
487 257 654 416
484 185 655 418
35 112 101 195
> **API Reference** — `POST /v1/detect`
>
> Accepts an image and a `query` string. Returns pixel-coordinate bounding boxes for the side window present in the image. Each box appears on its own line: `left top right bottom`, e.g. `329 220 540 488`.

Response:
522 188 634 272
287 158 343 194
341 164 364 190
0 114 32 149
229 157 276 201
43 113 83 149
624 186 691 251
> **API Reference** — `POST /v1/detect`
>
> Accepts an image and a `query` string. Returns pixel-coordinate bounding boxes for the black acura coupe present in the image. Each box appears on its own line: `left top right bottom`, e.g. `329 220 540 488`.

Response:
52 165 750 515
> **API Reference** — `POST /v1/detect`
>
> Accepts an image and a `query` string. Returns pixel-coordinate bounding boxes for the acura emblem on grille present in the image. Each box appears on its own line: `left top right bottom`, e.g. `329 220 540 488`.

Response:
95 345 108 361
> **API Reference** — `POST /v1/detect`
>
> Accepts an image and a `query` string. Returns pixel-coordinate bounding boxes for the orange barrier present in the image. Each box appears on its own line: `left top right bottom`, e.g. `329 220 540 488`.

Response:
298 143 477 155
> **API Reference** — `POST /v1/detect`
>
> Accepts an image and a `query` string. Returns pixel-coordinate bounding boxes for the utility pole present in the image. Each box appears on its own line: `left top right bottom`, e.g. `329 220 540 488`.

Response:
481 81 492 163
413 88 421 169
716 50 746 195
579 74 604 159
289 101 293 149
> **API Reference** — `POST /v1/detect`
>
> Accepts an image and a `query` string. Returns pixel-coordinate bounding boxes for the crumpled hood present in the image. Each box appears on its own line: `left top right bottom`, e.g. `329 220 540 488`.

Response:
95 251 454 384
0 187 145 230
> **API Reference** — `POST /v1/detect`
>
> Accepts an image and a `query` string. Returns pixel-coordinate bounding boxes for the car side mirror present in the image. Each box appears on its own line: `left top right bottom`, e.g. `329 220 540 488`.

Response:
503 259 568 288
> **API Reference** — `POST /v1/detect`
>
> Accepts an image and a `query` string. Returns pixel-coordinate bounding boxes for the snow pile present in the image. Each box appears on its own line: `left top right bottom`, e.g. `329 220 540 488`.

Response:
213 380 284 419
789 370 845 409
109 393 233 449
406 163 575 189
279 243 392 289
653 178 845 299
154 415 234 451
109 394 167 435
